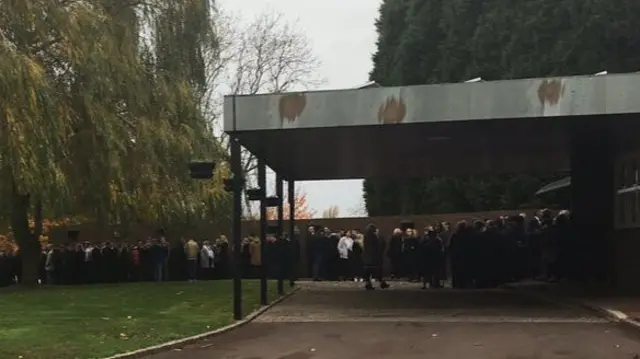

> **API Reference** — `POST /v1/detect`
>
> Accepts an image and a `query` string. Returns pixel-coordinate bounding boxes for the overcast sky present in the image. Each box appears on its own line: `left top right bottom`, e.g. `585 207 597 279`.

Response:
218 0 382 216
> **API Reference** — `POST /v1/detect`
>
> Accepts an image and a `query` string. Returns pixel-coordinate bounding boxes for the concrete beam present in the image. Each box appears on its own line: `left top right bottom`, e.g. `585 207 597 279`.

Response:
224 73 640 132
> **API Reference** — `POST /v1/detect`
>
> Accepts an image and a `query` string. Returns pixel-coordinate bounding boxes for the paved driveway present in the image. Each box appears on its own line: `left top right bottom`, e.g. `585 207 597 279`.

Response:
142 281 640 359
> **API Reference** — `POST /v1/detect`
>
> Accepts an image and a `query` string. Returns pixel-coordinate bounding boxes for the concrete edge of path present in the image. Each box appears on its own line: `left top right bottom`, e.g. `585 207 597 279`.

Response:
502 284 640 332
580 305 640 332
101 286 301 359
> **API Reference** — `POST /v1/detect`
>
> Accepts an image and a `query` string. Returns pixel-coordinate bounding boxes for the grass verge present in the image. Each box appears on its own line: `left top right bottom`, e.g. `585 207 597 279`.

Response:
0 280 287 359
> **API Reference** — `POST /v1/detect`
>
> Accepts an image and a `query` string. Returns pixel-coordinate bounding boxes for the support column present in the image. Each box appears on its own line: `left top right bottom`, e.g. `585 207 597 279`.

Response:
276 174 284 295
288 179 296 286
570 125 614 287
230 136 243 320
258 159 268 305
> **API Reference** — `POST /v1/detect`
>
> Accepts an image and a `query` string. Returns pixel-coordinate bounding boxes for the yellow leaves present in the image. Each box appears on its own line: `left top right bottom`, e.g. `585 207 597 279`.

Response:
0 235 17 253
27 217 82 233
0 216 79 252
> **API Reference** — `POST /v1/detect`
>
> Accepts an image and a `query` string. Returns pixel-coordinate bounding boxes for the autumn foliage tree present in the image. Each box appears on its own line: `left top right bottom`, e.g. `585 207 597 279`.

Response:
265 189 316 220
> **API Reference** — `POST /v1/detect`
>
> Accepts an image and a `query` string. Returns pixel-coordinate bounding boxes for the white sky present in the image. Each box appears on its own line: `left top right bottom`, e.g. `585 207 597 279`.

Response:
218 0 382 216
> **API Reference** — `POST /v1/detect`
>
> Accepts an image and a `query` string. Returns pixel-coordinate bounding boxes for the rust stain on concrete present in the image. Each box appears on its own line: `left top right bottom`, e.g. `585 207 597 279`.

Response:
279 93 307 124
377 96 406 124
537 79 565 106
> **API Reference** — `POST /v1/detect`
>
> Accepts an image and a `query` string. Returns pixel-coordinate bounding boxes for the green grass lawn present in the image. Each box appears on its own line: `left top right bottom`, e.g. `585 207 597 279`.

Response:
0 280 288 359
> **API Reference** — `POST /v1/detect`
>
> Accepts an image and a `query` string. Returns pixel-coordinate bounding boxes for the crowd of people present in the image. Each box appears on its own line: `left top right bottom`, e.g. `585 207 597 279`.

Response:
305 208 570 290
0 231 299 287
0 209 570 290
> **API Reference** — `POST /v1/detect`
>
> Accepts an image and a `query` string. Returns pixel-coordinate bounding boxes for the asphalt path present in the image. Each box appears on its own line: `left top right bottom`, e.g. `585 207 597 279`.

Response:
142 281 640 359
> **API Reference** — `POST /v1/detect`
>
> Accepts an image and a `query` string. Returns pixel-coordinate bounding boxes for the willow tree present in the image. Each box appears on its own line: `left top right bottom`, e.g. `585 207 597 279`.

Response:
0 0 227 284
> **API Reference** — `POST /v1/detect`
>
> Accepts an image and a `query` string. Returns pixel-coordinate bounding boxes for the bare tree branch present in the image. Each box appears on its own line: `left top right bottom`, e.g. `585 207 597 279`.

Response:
203 8 324 217
347 202 368 217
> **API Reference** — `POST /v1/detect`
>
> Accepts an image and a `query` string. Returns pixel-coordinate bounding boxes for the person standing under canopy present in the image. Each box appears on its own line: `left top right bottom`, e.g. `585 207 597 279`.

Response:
362 224 390 290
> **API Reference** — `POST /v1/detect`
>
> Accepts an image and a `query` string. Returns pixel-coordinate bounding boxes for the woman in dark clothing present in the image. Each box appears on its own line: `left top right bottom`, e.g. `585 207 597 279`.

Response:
420 227 444 289
362 224 389 290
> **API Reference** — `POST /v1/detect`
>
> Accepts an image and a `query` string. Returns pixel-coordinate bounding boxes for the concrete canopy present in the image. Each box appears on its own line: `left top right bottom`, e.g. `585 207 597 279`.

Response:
223 73 640 180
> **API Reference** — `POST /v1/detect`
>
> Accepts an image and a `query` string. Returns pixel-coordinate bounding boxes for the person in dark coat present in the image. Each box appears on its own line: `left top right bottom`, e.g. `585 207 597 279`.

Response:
449 221 472 289
73 244 85 284
308 226 325 281
470 220 489 288
403 229 420 282
362 224 389 290
387 228 404 279
0 251 12 287
117 243 132 282
351 234 364 282
59 244 74 284
12 250 22 284
102 242 118 283
420 226 444 289
552 211 571 281
285 227 300 286
326 230 340 281
215 236 230 279
527 217 543 281
484 220 506 287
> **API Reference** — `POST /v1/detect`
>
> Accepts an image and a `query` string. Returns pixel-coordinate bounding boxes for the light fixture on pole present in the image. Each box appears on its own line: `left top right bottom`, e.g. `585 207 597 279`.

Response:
188 161 216 179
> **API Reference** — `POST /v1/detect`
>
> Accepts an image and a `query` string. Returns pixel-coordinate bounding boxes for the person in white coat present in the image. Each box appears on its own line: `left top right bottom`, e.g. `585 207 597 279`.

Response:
337 231 354 281
199 240 215 280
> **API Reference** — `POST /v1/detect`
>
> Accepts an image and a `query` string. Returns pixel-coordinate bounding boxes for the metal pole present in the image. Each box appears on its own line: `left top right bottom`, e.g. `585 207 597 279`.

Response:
288 179 296 286
276 174 284 295
231 135 243 320
258 159 268 305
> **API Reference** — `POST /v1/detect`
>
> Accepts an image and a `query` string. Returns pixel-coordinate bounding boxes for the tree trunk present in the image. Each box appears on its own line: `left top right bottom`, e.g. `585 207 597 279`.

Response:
33 197 43 240
10 189 40 286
